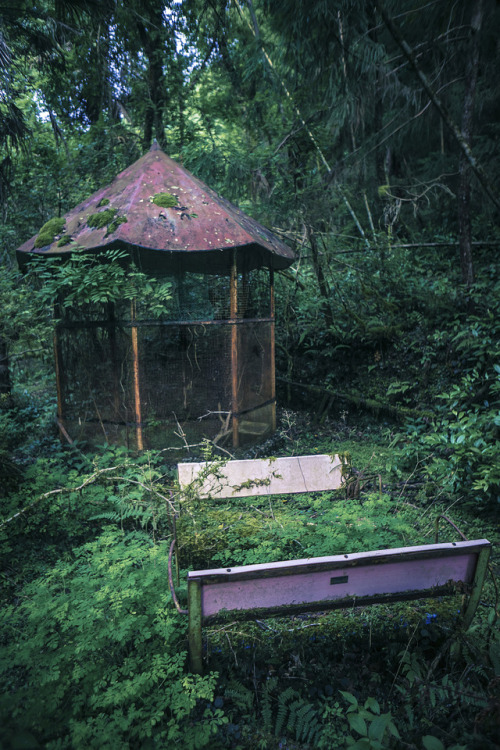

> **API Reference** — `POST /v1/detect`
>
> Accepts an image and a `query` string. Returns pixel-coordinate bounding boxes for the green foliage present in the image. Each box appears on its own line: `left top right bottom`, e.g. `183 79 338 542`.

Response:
0 528 224 748
340 691 400 749
422 737 467 750
1 2 500 747
32 249 172 314
394 287 500 504
1 414 498 749
0 447 229 748
258 679 321 745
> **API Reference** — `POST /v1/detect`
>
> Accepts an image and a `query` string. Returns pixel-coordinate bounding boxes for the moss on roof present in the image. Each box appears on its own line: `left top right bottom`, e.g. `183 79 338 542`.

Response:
152 193 178 208
34 217 66 248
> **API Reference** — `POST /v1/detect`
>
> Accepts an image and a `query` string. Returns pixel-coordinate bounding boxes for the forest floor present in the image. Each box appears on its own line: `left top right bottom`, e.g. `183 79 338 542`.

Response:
172 407 500 750
1 402 499 750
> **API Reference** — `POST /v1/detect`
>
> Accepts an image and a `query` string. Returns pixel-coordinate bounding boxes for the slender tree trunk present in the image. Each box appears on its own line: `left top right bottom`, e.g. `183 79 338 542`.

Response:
307 227 334 328
0 333 11 396
458 0 483 288
136 13 168 152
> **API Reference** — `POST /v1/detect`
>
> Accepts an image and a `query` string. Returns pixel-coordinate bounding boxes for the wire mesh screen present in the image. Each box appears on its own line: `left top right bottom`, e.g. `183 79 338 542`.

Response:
138 323 233 447
135 270 271 321
55 268 275 449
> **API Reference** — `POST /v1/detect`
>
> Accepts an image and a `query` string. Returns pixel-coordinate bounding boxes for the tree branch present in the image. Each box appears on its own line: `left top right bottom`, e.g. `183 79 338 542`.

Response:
374 0 500 213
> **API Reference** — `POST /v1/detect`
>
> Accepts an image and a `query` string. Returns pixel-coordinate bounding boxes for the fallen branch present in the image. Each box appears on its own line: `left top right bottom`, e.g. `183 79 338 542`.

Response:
278 377 434 422
0 465 121 529
1 464 180 530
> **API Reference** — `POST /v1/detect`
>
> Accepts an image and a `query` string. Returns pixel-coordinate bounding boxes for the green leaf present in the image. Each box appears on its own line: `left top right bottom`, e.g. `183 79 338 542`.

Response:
422 736 445 750
340 690 358 706
348 713 367 736
368 714 388 741
364 696 380 715
387 720 401 739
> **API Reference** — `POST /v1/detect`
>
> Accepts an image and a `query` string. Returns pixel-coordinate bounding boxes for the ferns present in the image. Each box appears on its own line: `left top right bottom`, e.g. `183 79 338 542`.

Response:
284 696 320 745
261 676 277 733
259 678 321 746
274 686 297 736
224 679 254 712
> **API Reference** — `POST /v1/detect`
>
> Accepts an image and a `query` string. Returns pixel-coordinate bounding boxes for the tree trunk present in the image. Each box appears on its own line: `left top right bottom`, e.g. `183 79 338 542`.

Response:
0 333 11 396
458 0 483 288
136 12 168 152
367 6 385 188
307 227 334 329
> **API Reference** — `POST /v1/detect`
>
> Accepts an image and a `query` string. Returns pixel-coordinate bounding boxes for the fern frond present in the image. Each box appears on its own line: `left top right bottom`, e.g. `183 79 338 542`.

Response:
261 676 277 732
225 680 254 711
275 686 297 736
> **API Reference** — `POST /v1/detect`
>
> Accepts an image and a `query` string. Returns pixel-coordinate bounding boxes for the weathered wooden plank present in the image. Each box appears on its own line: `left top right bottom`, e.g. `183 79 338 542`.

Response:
188 540 490 619
178 454 344 498
189 540 490 581
198 555 474 617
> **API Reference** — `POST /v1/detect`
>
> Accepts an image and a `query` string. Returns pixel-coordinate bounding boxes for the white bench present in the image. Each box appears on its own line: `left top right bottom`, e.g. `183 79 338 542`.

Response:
175 457 490 674
177 454 345 499
186 539 491 673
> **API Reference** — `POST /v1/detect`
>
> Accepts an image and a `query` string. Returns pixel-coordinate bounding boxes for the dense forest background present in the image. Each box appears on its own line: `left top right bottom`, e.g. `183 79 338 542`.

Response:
0 1 499 749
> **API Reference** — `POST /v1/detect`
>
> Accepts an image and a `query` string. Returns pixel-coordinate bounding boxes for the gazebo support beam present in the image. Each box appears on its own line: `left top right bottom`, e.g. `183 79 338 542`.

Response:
270 268 276 432
230 253 239 448
130 300 144 451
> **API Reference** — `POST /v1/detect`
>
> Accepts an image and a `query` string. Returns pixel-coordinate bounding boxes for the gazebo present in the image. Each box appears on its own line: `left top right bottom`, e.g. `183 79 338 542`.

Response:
17 144 294 449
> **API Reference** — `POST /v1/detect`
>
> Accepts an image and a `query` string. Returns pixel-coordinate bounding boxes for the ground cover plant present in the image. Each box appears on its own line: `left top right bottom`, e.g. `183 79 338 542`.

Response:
0 407 498 750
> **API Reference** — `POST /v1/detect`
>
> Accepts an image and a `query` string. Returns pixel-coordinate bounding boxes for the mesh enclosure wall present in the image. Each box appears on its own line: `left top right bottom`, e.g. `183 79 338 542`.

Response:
55 269 275 449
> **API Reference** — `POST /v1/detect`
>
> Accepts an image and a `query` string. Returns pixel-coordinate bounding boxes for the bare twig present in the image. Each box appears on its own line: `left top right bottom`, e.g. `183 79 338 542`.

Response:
0 466 121 529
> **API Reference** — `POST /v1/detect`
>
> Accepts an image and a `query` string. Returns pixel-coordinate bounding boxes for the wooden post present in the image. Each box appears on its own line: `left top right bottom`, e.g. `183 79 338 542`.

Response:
461 545 491 630
188 578 203 674
270 267 276 432
130 300 144 451
230 253 239 448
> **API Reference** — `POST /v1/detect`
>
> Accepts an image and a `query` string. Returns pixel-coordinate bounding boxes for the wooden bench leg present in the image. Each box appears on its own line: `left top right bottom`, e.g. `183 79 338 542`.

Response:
188 578 203 674
461 545 491 631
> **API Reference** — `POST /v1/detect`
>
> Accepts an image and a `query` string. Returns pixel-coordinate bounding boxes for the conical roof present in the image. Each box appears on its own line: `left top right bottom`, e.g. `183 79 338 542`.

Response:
16 143 294 273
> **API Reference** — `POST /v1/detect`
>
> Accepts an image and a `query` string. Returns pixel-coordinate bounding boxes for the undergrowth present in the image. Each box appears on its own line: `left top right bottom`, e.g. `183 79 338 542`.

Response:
0 411 498 749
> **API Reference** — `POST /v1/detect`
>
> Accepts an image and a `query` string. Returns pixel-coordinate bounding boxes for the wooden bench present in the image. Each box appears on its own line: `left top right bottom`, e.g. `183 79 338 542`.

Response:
177 454 345 499
186 539 491 673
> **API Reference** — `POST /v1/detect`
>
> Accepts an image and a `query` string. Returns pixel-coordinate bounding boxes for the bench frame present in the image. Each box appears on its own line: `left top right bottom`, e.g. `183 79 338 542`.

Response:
187 539 491 673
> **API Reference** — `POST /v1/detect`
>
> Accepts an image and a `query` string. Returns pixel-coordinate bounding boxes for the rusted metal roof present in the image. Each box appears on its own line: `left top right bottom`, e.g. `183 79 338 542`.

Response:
16 143 294 273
